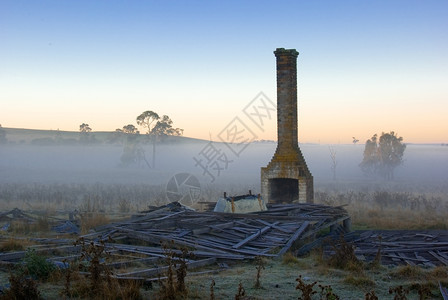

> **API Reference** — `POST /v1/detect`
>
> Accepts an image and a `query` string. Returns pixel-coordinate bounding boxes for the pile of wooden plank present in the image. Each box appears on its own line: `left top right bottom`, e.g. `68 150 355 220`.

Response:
323 230 448 267
0 202 350 280
0 203 349 281
84 202 350 259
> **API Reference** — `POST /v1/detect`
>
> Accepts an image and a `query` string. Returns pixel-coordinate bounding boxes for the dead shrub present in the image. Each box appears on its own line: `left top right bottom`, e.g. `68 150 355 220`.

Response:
318 284 340 300
327 236 363 273
63 237 142 300
343 275 375 288
365 290 378 300
389 265 425 280
34 216 50 232
0 238 31 252
0 273 42 300
282 252 302 266
389 285 409 300
235 281 246 300
295 275 317 300
155 241 193 299
254 256 265 289
409 282 434 300
429 266 448 280
210 279 215 300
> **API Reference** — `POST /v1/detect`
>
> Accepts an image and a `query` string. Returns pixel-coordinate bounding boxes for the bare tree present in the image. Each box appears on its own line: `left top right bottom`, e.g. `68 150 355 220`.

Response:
329 146 337 181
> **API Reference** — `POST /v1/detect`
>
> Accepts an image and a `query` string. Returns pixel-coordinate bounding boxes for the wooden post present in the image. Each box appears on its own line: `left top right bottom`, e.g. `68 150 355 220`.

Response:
343 218 351 232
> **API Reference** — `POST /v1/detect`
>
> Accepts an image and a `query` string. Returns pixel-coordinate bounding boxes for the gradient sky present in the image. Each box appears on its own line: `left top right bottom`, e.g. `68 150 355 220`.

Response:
1 0 447 144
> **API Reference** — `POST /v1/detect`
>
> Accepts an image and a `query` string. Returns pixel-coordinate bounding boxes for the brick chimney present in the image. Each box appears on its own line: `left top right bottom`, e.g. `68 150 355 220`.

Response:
261 48 314 203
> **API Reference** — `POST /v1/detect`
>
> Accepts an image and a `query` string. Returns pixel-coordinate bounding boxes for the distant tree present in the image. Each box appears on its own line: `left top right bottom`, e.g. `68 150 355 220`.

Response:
121 124 140 144
152 115 184 139
0 124 7 144
359 134 379 176
79 123 92 133
116 124 151 168
359 131 406 180
136 111 160 134
79 123 95 144
122 124 139 135
107 124 140 144
136 111 183 168
107 129 124 144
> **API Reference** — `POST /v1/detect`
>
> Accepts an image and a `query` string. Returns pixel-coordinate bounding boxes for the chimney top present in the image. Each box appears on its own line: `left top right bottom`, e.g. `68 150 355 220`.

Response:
274 48 299 57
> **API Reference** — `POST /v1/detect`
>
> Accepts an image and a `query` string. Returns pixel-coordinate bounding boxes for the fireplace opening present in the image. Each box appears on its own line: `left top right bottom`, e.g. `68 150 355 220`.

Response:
268 178 298 203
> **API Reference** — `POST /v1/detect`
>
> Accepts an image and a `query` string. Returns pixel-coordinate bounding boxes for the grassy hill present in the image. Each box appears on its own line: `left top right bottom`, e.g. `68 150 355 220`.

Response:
0 127 206 145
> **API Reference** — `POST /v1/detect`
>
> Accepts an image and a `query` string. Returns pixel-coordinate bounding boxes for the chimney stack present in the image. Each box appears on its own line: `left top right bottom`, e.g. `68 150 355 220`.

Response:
261 48 314 204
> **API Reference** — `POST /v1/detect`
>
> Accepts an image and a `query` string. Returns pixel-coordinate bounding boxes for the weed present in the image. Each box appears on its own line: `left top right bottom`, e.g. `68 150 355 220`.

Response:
364 290 378 300
0 273 41 300
60 259 77 298
429 266 448 280
327 236 363 273
77 238 112 293
35 216 50 232
296 275 317 300
282 252 302 266
22 248 56 281
254 256 265 289
210 279 215 300
417 284 432 300
318 284 339 300
175 247 189 293
235 281 245 300
0 238 30 252
79 212 109 234
156 241 193 299
389 265 425 280
343 275 375 288
389 285 409 300
406 282 435 300
115 279 142 300
310 247 325 266
65 237 142 299
9 220 31 234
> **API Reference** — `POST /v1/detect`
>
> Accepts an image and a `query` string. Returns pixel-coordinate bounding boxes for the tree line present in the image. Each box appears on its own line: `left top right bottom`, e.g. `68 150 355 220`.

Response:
78 111 183 168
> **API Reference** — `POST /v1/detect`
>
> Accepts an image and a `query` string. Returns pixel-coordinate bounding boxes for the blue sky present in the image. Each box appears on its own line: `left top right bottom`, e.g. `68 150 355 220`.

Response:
1 0 447 143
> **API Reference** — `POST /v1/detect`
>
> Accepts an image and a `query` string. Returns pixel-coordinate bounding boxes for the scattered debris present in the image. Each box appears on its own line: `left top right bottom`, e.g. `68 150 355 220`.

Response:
440 282 448 300
213 192 267 213
52 221 80 235
0 208 36 223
